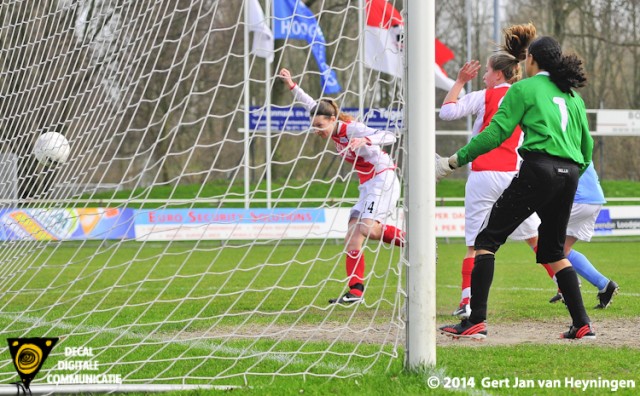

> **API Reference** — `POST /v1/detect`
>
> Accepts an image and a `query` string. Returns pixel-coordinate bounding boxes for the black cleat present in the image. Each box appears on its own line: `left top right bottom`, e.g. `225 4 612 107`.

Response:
560 323 596 340
328 292 363 305
451 303 471 319
549 292 565 304
439 319 487 340
594 280 619 309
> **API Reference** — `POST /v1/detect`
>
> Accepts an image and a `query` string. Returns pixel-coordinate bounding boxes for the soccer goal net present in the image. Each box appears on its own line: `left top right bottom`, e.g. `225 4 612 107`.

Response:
0 0 419 390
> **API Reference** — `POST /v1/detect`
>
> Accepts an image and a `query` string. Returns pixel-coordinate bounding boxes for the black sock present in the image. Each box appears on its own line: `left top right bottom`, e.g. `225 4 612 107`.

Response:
555 266 590 327
468 254 495 324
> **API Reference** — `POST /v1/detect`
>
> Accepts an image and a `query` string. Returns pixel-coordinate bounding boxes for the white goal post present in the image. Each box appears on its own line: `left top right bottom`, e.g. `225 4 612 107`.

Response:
0 0 435 391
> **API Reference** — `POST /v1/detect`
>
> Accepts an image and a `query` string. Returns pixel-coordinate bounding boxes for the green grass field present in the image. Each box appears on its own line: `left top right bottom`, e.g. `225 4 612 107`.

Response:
0 236 637 395
2 179 637 394
88 178 640 209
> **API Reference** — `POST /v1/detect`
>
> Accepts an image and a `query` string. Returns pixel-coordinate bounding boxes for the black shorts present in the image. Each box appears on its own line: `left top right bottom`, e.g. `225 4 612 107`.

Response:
474 152 580 263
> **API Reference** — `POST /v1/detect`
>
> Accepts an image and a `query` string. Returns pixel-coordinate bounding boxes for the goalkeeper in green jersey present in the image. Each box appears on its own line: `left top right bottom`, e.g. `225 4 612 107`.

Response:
437 36 595 340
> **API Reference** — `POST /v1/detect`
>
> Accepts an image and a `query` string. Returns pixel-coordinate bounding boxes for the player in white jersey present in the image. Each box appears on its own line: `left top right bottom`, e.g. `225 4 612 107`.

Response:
439 24 539 318
279 68 405 305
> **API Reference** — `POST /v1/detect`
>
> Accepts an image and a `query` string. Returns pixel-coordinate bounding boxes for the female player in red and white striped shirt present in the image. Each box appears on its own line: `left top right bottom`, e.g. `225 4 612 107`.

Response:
279 68 405 305
439 24 538 318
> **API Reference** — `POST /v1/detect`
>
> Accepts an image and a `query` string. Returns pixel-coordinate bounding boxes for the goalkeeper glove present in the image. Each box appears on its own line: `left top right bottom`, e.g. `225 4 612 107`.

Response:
435 153 459 182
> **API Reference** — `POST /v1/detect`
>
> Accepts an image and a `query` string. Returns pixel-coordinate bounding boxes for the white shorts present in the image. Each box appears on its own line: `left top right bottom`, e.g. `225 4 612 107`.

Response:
351 171 400 223
566 203 601 242
465 170 540 246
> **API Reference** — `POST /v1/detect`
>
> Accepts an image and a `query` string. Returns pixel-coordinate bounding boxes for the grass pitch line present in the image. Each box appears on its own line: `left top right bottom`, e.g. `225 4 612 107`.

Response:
1 313 364 375
443 284 638 296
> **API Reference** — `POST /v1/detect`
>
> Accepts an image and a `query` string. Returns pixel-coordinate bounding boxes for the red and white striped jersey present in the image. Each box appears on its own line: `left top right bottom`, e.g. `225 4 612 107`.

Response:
439 83 523 172
290 85 397 184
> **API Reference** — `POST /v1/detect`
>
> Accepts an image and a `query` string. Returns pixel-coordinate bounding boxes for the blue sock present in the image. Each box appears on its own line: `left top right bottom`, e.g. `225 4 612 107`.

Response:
567 249 609 291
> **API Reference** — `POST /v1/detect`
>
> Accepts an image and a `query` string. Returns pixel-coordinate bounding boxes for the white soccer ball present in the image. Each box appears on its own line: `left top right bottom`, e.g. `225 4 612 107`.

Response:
34 132 71 166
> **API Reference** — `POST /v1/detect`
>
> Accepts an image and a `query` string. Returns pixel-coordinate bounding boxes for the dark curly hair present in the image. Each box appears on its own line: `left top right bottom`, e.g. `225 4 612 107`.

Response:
528 36 587 95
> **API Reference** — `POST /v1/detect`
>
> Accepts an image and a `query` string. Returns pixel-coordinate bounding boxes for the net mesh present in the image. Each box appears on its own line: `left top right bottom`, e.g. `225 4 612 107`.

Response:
0 0 407 387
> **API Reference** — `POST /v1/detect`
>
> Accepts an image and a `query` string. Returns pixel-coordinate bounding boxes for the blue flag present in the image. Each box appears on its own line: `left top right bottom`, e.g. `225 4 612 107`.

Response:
274 0 341 94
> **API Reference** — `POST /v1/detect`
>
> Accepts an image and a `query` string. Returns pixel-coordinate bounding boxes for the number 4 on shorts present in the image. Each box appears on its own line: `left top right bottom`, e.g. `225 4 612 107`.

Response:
367 201 375 214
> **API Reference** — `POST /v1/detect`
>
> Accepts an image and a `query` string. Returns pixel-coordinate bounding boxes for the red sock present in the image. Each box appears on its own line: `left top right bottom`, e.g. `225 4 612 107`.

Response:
541 263 555 278
532 245 555 278
461 257 474 291
346 250 365 294
382 225 405 247
536 244 558 290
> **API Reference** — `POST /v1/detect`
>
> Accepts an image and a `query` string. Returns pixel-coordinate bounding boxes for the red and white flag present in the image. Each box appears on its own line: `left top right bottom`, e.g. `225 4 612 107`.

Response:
434 38 458 91
364 0 404 78
364 0 459 91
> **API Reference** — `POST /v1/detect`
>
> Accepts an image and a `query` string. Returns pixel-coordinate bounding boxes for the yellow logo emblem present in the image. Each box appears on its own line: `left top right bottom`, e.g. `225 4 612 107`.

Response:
7 338 58 390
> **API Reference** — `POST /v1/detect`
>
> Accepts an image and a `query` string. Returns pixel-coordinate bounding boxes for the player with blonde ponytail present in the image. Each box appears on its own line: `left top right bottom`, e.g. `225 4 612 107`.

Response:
439 23 538 318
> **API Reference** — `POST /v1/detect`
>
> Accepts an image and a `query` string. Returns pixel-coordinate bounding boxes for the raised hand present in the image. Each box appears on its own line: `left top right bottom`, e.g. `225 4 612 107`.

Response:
456 60 481 85
278 68 296 89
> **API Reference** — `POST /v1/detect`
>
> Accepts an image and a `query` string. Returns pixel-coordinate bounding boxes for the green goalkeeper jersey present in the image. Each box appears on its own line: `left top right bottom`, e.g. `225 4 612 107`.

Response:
455 72 593 172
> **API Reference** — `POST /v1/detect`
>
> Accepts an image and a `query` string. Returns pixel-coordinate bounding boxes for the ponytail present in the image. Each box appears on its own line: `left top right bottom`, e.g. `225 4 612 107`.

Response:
489 23 537 83
501 22 536 62
550 54 587 94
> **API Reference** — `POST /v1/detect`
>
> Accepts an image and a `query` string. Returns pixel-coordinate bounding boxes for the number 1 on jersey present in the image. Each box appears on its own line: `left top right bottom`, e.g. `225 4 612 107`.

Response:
553 97 568 132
